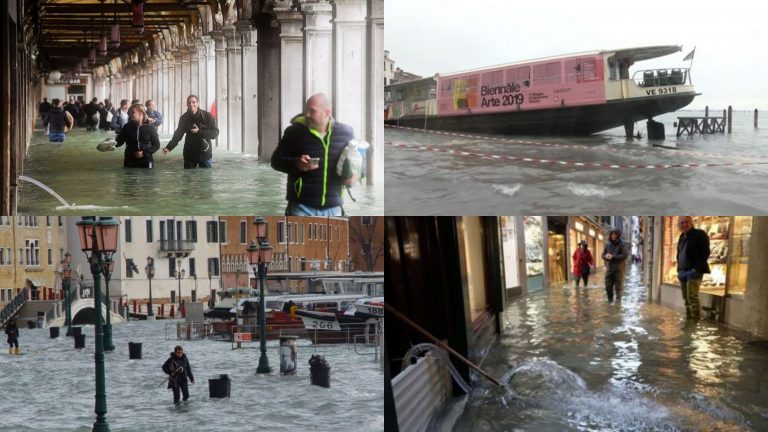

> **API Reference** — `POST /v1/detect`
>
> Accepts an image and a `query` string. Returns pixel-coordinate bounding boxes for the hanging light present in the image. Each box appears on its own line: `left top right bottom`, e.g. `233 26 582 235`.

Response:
99 36 108 56
131 0 145 34
110 24 120 48
89 48 97 64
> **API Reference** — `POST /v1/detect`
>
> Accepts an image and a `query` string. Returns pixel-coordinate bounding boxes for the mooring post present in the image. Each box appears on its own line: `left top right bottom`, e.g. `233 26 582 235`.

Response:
705 105 709 118
727 106 732 133
755 109 759 129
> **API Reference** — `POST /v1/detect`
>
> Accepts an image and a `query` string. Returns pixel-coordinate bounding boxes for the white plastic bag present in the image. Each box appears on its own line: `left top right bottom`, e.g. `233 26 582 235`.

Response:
336 139 369 186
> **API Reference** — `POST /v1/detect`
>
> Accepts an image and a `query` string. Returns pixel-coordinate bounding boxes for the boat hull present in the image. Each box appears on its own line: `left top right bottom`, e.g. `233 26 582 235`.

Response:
385 93 697 136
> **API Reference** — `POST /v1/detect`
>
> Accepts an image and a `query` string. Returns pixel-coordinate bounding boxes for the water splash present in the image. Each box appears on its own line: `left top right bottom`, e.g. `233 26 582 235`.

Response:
18 175 72 207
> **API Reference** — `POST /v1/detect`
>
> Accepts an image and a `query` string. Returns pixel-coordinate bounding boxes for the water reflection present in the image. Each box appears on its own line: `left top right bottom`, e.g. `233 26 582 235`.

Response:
452 264 767 431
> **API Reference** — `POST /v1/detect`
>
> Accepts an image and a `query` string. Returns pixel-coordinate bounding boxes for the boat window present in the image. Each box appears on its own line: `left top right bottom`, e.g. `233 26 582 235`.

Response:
533 62 561 85
608 60 618 81
440 78 454 97
565 58 598 83
481 70 503 86
313 302 339 310
505 66 530 86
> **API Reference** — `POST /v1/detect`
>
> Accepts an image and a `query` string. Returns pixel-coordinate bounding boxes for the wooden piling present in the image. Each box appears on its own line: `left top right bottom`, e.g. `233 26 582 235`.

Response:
727 106 732 133
755 109 759 129
705 106 709 118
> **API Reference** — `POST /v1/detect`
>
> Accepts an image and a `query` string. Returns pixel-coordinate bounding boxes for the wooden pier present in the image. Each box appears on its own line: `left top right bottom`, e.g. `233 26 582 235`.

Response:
676 116 726 137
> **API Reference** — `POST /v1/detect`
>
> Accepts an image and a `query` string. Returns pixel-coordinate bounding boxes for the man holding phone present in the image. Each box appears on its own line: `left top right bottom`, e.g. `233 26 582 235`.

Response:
271 93 354 216
163 94 219 168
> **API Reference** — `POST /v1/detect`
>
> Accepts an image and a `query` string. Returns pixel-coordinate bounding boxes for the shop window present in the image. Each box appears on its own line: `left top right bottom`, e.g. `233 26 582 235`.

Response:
461 217 489 322
524 217 544 277
727 217 752 295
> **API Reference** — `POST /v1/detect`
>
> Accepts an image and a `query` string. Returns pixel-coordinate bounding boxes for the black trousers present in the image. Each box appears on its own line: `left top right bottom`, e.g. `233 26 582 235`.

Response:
7 336 18 348
172 379 189 403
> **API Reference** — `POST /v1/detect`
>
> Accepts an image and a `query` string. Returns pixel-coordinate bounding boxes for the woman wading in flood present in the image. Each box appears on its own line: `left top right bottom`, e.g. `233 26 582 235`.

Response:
115 104 161 168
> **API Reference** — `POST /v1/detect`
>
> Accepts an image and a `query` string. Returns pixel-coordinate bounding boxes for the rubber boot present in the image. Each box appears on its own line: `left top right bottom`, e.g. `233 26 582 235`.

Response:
8 347 12 355
15 347 20 355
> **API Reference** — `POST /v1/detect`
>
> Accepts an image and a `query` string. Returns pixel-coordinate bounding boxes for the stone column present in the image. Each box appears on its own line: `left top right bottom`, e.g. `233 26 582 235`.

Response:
193 38 207 109
168 53 179 134
331 0 367 140
160 55 172 135
275 8 304 135
189 43 200 100
173 49 183 127
203 36 215 110
237 21 259 156
225 25 242 152
180 45 191 107
212 29 228 149
365 0 383 185
302 0 333 100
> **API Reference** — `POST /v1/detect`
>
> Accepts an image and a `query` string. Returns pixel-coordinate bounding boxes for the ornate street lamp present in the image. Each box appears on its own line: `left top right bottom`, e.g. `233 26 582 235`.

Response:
62 252 74 336
248 217 273 374
102 254 115 352
174 264 186 306
144 257 155 318
76 216 119 432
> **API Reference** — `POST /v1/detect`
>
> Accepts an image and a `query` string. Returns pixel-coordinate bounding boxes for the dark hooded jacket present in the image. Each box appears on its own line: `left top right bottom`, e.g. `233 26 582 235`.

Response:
5 320 19 343
45 107 71 133
602 230 630 272
162 352 194 388
271 115 353 209
166 109 219 163
115 122 161 168
677 227 711 274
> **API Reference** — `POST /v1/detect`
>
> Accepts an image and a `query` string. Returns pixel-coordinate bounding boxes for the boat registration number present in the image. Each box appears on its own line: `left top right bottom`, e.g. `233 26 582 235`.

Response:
300 316 342 331
645 86 677 96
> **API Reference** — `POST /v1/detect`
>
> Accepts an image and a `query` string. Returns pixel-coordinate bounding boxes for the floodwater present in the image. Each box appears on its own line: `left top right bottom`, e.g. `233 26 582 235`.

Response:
449 265 768 431
17 127 383 215
385 110 768 214
0 320 383 431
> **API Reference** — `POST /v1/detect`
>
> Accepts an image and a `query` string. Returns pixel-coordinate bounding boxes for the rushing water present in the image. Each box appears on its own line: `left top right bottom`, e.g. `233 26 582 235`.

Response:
0 320 383 431
385 110 768 214
449 265 768 431
18 128 383 215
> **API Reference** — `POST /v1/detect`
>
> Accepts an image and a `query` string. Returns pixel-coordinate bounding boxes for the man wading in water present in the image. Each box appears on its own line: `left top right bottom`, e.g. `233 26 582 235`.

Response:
162 345 195 403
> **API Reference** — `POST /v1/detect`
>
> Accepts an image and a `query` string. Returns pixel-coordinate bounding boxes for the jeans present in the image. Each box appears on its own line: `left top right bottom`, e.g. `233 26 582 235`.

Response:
184 159 213 169
574 274 589 287
49 132 66 143
172 379 190 404
286 202 343 216
605 269 624 301
678 269 702 319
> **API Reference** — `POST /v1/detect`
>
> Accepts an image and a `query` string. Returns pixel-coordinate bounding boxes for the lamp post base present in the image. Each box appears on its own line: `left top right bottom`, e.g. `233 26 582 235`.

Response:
256 353 271 374
93 417 110 432
103 324 115 352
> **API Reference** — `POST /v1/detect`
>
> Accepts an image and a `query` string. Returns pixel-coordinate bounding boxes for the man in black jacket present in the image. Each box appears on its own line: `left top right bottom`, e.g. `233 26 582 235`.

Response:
676 216 711 320
163 95 219 168
5 318 19 355
162 345 195 403
602 228 630 302
271 93 354 216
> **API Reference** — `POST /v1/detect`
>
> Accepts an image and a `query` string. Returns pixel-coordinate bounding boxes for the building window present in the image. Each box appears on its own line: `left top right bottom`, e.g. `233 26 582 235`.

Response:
46 216 51 227
125 219 132 243
146 219 153 243
186 221 198 242
208 258 220 276
219 221 227 244
48 249 52 266
301 224 305 244
167 219 175 241
206 221 218 243
160 221 166 241
169 259 177 277
287 222 292 244
278 221 286 244
240 221 247 244
189 258 196 278
58 216 63 227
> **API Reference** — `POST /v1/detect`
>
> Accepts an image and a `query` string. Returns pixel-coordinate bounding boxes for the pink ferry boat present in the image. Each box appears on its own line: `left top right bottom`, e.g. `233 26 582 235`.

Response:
384 46 698 135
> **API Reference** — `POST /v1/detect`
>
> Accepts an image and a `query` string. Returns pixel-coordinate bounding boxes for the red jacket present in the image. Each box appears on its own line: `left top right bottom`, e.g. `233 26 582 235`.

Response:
572 248 594 276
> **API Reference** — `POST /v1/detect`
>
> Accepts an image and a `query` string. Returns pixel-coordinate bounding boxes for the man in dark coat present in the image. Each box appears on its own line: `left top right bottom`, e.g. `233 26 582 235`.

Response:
5 318 19 355
84 97 100 131
162 345 195 403
271 93 354 216
162 95 219 168
115 104 161 168
602 228 630 302
39 98 52 119
44 99 74 143
676 216 711 320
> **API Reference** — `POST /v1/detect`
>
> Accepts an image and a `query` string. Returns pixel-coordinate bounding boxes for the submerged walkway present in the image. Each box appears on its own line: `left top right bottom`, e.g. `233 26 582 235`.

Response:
451 265 768 431
18 127 382 215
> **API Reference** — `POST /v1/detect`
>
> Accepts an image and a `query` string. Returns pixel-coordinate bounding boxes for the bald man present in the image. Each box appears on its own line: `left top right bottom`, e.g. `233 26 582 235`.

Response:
271 93 354 216
676 216 711 320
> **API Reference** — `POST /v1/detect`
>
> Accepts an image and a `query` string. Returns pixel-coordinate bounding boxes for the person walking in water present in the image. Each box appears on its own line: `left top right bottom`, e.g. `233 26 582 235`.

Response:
162 345 195 403
5 318 20 355
602 229 630 302
572 240 594 288
271 93 355 216
44 99 74 143
676 216 710 320
115 104 160 168
162 95 219 168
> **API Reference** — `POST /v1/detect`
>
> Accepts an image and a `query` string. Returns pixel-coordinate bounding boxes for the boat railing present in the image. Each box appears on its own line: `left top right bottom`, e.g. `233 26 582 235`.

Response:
631 68 691 87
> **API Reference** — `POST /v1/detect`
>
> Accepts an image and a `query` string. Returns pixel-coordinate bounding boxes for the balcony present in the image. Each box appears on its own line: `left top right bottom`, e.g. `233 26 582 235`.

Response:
159 239 195 258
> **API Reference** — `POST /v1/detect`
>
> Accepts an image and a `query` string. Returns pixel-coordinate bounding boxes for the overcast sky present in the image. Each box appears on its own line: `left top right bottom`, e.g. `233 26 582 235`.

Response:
386 0 768 110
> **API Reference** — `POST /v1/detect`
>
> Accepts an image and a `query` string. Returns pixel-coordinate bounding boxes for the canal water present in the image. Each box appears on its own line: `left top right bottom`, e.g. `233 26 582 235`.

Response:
18 127 383 215
449 265 768 431
385 110 768 215
0 320 383 431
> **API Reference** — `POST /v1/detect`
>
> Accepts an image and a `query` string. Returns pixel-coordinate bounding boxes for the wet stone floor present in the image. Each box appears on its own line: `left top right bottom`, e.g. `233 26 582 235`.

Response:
451 265 768 431
0 320 383 432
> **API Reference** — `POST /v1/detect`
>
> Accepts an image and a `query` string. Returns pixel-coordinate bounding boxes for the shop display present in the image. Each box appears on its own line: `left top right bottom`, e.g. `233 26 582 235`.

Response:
524 217 544 277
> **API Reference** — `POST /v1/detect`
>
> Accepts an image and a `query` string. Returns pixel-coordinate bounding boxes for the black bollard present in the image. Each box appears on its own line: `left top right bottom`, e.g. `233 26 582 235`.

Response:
309 355 331 388
74 334 86 349
72 326 82 337
728 105 732 134
646 119 665 140
49 327 60 338
128 342 142 359
755 109 759 129
208 374 231 398
26 320 36 329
